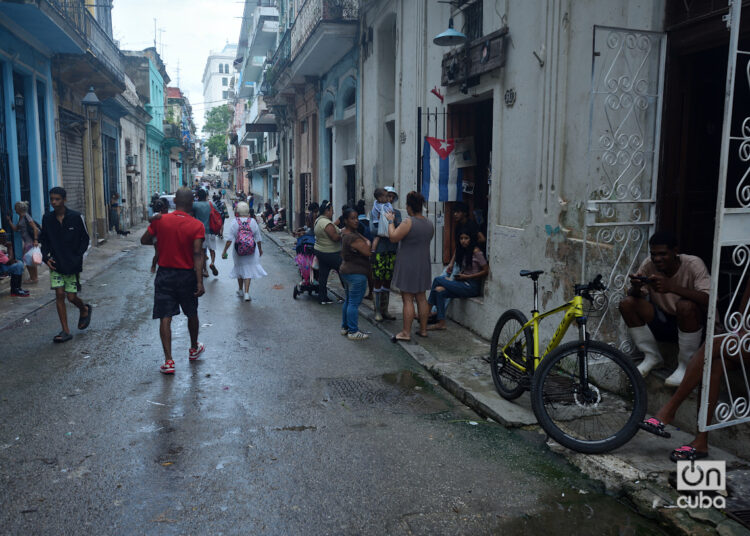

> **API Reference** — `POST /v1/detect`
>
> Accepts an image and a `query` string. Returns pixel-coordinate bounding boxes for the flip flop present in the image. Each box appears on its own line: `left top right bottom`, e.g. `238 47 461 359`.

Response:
78 304 92 330
210 264 218 276
391 334 411 343
426 324 447 331
638 417 671 438
670 445 708 462
53 331 72 343
416 331 428 338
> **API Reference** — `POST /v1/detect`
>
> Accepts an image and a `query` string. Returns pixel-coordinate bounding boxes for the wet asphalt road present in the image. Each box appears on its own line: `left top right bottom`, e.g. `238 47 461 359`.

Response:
0 236 665 535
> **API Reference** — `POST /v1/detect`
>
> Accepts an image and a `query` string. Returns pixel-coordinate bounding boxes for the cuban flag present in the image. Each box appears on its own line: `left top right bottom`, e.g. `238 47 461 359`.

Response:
422 137 463 202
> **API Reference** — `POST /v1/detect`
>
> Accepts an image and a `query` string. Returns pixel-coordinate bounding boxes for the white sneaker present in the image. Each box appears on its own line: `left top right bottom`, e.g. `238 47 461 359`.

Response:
340 328 349 336
347 331 369 341
244 292 251 302
236 289 244 297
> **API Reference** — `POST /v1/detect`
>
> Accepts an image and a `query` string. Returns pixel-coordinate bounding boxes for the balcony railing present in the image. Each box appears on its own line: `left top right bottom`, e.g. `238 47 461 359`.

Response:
290 0 358 60
265 29 291 91
46 0 88 39
85 10 125 84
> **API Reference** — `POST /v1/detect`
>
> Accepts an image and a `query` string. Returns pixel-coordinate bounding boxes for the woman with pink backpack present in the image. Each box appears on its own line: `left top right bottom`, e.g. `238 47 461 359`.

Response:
221 202 266 302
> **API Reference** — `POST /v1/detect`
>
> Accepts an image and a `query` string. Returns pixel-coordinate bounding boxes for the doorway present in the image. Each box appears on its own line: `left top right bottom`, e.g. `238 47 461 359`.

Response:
659 11 750 312
345 165 356 207
442 98 493 263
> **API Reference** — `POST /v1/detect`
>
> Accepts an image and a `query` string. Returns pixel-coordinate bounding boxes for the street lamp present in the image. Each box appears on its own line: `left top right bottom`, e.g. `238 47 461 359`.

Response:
81 86 101 121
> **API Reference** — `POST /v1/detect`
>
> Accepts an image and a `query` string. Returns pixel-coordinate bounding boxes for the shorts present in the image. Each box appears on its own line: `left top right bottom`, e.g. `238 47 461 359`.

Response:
205 233 219 251
50 271 80 293
648 302 678 343
153 267 199 319
372 252 395 281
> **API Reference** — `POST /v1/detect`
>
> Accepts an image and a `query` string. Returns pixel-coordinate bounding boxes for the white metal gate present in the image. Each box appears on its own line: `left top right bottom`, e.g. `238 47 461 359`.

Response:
582 26 667 350
700 0 750 432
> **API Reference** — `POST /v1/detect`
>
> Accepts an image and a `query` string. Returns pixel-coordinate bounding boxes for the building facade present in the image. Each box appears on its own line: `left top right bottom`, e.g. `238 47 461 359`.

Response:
202 43 238 174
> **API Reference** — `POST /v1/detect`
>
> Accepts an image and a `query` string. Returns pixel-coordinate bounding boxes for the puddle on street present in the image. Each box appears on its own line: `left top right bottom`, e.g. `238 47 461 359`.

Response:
381 369 431 391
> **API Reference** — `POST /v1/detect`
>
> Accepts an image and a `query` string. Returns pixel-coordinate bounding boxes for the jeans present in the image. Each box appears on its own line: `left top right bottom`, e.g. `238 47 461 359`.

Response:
0 261 24 276
341 273 367 333
314 249 342 302
428 275 481 320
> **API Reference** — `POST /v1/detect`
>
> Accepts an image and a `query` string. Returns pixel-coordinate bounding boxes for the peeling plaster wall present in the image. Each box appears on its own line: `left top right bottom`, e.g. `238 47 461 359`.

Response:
444 0 665 341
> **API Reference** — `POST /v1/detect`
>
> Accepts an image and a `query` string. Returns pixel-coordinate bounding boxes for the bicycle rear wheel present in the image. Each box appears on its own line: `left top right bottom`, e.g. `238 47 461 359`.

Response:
530 340 646 454
490 309 533 400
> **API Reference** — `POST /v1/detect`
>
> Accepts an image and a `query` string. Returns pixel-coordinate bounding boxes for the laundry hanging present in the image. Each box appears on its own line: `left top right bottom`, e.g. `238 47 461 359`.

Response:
421 136 463 202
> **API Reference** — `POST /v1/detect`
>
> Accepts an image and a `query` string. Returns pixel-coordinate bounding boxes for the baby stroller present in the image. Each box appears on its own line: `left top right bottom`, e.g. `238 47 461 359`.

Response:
293 234 318 299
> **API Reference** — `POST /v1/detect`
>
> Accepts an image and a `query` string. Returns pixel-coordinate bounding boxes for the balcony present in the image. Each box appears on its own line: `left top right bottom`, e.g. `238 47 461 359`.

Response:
240 104 276 146
289 0 358 74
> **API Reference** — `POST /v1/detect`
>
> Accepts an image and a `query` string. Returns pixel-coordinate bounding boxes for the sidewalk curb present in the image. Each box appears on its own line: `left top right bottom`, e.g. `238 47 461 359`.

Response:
263 230 750 536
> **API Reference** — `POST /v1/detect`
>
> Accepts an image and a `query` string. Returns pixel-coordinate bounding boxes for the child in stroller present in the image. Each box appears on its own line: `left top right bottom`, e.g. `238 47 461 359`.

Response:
293 234 319 299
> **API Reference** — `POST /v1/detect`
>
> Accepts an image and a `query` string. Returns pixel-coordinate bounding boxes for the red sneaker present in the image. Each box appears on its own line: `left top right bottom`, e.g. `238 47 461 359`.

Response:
160 360 175 374
189 343 205 361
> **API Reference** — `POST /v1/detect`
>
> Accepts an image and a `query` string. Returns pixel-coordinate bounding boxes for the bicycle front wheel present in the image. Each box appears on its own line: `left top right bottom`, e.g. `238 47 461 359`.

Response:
530 340 646 454
490 309 533 400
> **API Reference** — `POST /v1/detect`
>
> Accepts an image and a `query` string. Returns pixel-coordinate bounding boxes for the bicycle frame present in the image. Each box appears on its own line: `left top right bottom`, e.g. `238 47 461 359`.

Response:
502 293 585 373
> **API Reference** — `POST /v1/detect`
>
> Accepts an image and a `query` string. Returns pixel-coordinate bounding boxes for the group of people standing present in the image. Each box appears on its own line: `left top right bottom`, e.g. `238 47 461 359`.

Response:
309 187 488 343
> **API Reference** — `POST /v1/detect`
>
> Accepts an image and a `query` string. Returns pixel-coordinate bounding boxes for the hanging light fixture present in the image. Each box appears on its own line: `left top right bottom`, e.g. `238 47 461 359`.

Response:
433 16 467 47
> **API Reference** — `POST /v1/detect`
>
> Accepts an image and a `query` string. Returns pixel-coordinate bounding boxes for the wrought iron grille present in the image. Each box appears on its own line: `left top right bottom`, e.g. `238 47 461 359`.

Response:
700 1 750 432
582 27 667 351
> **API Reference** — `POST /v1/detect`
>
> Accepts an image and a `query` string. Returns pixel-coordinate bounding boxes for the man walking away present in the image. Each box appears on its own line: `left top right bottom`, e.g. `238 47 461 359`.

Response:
40 187 91 343
141 187 205 375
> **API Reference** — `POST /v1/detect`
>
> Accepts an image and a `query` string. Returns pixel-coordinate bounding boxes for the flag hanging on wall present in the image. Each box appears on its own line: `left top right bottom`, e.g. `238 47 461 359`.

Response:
422 137 463 202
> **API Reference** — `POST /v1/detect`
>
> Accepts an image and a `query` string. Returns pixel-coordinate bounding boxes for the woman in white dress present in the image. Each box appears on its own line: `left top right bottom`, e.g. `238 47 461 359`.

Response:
221 202 267 301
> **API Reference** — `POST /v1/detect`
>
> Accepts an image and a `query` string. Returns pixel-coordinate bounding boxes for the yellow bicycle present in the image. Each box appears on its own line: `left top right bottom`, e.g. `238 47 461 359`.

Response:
490 270 646 453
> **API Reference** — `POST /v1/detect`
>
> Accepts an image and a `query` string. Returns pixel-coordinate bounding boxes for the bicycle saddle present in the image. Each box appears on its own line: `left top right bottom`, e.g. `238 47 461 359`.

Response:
520 270 544 279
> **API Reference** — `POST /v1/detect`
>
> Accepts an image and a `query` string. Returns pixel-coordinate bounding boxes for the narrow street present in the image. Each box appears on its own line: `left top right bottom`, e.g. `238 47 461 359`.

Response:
0 236 662 535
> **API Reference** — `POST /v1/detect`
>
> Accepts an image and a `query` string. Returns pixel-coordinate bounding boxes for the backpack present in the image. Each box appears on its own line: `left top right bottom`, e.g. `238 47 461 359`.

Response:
234 218 256 256
209 202 222 234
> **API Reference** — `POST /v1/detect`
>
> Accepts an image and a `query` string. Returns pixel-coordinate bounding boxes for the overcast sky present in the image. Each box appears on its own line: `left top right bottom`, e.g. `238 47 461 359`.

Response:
112 0 243 132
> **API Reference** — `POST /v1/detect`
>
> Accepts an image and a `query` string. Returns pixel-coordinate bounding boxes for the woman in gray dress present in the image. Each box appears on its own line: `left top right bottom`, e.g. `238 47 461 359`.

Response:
385 191 434 341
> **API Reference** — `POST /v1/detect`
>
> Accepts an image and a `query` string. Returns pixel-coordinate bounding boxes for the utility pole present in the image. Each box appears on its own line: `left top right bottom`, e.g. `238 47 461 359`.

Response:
153 18 157 49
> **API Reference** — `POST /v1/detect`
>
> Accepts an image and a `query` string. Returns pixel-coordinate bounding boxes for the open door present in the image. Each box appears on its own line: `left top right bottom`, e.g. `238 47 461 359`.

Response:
700 1 750 432
582 26 667 350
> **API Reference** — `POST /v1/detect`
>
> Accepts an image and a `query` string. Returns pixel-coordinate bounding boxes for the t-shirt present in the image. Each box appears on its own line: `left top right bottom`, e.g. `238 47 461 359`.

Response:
314 216 341 253
461 249 488 276
636 254 711 316
340 232 370 275
148 211 205 270
192 201 211 235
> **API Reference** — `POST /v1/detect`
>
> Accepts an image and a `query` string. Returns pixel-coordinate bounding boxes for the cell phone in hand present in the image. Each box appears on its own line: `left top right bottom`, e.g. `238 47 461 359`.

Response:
630 275 652 283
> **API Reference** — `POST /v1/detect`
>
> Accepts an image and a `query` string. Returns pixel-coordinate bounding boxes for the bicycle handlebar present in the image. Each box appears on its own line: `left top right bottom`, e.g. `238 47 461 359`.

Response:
575 274 606 296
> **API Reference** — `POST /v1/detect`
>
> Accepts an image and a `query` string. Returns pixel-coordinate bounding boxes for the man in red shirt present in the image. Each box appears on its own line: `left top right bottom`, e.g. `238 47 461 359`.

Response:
141 187 206 374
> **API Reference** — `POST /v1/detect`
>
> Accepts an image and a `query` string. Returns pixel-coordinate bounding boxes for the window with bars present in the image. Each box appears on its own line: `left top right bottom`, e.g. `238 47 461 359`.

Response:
462 1 483 42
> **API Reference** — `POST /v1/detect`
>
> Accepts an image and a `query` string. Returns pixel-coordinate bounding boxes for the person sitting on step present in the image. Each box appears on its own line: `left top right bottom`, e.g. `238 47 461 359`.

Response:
618 231 710 387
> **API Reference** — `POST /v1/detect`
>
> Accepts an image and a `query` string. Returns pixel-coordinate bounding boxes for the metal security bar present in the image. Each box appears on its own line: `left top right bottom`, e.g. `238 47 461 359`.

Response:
582 26 667 350
699 0 750 432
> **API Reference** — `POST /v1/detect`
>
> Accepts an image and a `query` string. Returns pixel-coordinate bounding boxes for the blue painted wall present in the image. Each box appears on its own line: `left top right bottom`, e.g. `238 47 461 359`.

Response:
0 30 58 254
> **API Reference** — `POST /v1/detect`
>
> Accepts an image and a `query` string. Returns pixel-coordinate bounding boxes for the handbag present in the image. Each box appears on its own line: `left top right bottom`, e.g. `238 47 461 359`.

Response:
377 209 390 238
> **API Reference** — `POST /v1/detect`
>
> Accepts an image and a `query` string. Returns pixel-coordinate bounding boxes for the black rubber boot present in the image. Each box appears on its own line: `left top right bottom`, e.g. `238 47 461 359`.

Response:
10 274 29 297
